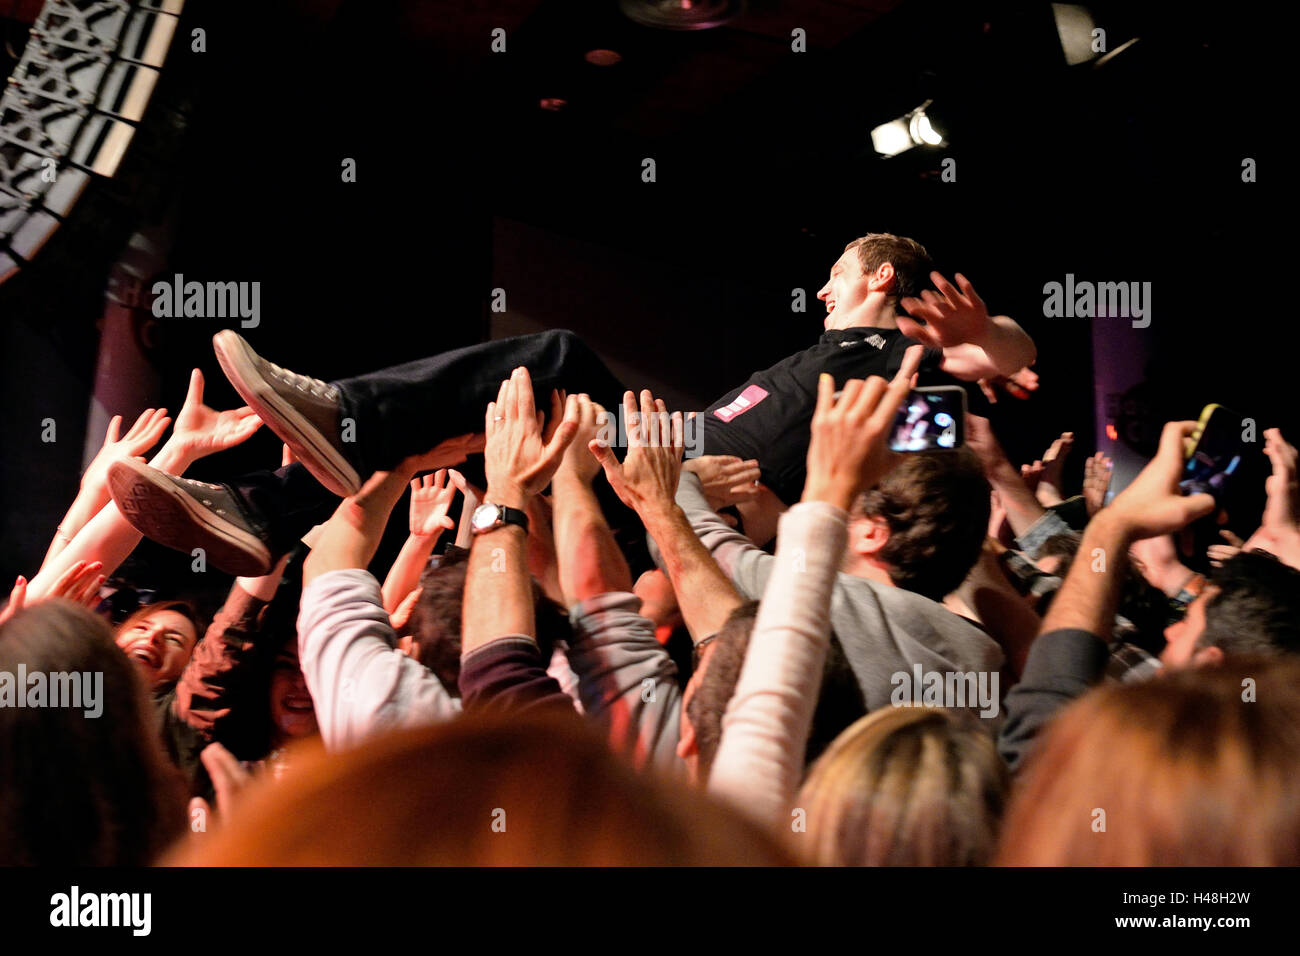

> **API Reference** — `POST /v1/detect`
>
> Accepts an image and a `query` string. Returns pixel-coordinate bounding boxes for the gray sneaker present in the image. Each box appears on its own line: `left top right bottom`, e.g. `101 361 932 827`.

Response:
108 458 272 576
213 330 361 497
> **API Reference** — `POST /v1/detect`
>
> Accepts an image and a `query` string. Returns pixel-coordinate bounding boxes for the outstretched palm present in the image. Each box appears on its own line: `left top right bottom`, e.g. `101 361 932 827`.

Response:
898 271 996 348
409 468 465 538
171 369 262 460
82 407 172 493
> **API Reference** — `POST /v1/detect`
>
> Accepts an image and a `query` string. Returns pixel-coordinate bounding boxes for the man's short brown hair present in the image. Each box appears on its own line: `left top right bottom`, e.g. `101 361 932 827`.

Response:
844 233 934 303
852 449 990 601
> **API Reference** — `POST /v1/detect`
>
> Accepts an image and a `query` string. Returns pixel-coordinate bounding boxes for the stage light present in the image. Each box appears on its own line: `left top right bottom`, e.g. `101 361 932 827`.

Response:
585 49 623 67
909 110 943 146
1052 3 1099 66
619 0 744 31
870 100 946 157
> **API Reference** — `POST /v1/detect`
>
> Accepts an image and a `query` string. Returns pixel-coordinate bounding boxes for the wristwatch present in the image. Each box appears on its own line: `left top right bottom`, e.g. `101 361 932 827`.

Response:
470 501 530 536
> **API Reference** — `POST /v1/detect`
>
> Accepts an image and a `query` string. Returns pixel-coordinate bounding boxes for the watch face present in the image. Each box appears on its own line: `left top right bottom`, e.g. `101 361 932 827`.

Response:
472 503 501 532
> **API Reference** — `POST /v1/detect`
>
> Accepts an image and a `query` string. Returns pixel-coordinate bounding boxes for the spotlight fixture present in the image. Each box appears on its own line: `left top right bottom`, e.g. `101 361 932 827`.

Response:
619 0 744 31
584 49 623 67
870 100 947 157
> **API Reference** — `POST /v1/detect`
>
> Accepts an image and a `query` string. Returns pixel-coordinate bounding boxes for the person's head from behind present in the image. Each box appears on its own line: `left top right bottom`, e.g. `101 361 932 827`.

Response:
846 450 990 601
114 599 202 691
797 706 1007 866
1161 550 1300 668
679 601 758 783
408 547 570 696
998 656 1300 865
169 710 792 865
0 601 186 865
818 233 933 331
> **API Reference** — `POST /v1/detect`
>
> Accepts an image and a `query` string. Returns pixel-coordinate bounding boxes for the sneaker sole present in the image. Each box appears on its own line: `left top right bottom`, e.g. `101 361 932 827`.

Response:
213 330 361 497
108 459 272 577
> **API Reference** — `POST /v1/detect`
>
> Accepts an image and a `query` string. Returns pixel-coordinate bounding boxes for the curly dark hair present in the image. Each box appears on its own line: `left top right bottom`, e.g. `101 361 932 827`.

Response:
852 449 990 600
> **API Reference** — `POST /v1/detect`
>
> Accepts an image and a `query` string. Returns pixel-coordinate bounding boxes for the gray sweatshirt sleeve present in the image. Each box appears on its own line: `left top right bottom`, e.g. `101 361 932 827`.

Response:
298 568 460 751
646 472 775 600
998 626 1110 773
562 591 683 773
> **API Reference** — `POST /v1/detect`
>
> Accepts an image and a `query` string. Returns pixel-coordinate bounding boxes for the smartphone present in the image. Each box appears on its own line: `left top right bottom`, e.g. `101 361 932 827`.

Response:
1181 403 1246 505
889 386 966 452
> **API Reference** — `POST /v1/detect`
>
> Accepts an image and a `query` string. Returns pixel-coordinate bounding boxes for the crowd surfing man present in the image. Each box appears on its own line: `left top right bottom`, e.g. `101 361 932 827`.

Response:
103 233 1034 574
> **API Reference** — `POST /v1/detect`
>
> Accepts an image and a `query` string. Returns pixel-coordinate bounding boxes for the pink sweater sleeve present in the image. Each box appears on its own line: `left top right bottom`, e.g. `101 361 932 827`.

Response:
706 501 848 828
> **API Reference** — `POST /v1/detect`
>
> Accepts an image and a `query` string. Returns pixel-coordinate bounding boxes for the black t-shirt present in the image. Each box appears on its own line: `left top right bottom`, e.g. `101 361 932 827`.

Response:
701 327 944 504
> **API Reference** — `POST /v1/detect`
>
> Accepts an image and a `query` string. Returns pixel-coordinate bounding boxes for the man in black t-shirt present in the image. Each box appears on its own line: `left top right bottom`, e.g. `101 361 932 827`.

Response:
702 233 1037 508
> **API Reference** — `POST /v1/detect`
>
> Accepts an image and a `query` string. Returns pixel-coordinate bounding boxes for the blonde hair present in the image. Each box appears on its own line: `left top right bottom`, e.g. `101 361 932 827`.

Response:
796 706 1006 866
998 657 1300 866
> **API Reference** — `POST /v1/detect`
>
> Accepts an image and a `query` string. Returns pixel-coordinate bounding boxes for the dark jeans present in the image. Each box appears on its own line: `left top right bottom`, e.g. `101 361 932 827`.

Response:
225 330 651 572
229 463 338 559
332 329 629 478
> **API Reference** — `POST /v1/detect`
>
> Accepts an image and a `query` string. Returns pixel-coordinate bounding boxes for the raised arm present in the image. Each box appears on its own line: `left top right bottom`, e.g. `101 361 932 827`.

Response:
458 369 579 713
1242 428 1300 570
40 408 171 571
709 346 922 824
550 395 633 605
999 422 1215 770
898 272 1036 380
965 413 1051 544
27 370 262 600
379 468 464 613
590 391 743 644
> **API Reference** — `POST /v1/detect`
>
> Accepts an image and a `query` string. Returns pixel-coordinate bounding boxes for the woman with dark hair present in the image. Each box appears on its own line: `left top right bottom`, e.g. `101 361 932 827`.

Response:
0 602 187 865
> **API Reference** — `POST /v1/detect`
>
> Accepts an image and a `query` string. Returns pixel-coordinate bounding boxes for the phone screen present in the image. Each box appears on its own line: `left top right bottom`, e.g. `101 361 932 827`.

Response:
1181 404 1246 504
889 387 966 452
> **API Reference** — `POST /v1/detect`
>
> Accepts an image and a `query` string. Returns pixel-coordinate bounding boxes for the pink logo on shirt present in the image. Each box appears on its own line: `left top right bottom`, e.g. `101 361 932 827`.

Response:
713 384 769 422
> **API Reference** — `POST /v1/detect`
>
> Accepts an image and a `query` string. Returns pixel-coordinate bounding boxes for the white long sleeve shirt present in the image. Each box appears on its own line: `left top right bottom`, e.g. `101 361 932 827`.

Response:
707 500 847 827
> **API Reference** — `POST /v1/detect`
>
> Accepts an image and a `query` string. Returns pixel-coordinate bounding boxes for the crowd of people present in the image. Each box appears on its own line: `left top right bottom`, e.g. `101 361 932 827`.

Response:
4 233 1300 867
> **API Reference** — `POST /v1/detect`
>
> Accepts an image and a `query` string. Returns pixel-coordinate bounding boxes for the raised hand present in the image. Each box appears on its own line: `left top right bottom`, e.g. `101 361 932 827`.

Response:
483 367 579 506
589 389 685 518
168 369 263 462
682 455 762 511
898 272 996 349
0 560 104 624
0 576 26 625
82 408 172 494
408 468 465 538
1082 451 1114 516
965 412 1012 476
1103 422 1215 541
1022 431 1073 506
1261 428 1298 533
801 345 922 511
556 393 609 485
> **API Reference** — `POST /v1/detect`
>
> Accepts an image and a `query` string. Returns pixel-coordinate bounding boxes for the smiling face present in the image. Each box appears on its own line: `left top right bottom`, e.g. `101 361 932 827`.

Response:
269 639 317 742
115 609 199 689
816 246 895 330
